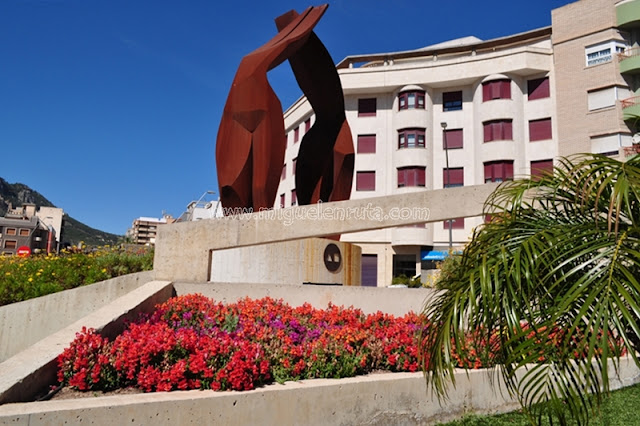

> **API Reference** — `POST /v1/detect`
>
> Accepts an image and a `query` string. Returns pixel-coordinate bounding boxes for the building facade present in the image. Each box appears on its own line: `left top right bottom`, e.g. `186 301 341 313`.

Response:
275 0 638 287
0 204 63 256
127 215 175 246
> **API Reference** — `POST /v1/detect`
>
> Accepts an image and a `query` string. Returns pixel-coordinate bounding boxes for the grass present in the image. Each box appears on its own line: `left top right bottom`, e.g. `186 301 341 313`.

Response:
0 245 153 306
439 382 640 425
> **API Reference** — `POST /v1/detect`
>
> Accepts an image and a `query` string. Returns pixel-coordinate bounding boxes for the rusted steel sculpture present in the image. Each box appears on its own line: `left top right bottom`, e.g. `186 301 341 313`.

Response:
216 4 354 213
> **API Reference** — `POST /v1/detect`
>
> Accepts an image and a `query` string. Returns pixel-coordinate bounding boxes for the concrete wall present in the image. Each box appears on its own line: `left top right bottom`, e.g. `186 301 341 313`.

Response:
210 238 362 286
0 271 154 363
174 282 434 316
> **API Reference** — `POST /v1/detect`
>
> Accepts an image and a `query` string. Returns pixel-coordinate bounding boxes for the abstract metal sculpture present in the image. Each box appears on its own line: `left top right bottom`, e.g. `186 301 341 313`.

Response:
216 5 354 213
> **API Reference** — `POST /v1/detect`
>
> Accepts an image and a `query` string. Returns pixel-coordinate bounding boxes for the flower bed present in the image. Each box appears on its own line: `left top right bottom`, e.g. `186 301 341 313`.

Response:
58 294 617 395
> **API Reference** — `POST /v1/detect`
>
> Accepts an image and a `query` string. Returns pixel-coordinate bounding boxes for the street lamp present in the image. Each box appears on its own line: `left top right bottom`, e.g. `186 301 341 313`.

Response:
441 122 453 250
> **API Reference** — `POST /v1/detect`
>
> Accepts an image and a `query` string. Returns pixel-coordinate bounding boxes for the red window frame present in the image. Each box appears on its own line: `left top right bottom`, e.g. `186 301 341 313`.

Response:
443 91 462 111
304 118 311 132
356 171 376 191
291 189 297 206
292 158 297 175
357 134 376 154
530 159 553 180
529 118 552 142
398 90 425 110
279 194 285 208
398 128 426 149
527 77 550 100
281 164 286 180
397 167 426 187
443 129 463 149
358 98 377 117
483 120 513 142
443 167 463 188
484 160 514 183
482 79 511 101
294 127 300 143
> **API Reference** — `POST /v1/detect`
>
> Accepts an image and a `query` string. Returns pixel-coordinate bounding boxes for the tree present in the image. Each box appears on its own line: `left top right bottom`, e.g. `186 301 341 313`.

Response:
422 154 640 425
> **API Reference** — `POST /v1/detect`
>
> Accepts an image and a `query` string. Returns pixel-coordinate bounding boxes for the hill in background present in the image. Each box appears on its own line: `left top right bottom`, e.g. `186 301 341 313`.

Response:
0 177 121 246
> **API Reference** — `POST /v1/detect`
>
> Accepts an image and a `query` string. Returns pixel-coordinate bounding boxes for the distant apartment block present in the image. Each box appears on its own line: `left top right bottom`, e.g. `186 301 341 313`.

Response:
127 214 175 246
0 203 64 255
275 0 639 286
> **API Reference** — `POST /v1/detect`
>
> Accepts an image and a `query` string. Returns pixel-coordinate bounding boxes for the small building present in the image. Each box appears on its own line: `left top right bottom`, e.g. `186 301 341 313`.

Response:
0 203 62 256
127 214 175 246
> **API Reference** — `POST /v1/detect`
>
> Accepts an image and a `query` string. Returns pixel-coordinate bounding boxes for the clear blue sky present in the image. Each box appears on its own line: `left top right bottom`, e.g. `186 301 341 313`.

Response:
0 0 572 235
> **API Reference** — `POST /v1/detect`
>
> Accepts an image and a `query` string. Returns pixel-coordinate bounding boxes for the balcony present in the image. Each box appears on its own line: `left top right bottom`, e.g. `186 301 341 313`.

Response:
617 0 640 29
618 47 640 74
621 96 640 120
623 145 640 157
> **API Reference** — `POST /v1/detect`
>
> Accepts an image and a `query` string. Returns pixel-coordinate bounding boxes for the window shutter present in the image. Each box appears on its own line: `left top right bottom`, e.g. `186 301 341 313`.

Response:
529 118 552 141
397 169 405 187
483 122 493 142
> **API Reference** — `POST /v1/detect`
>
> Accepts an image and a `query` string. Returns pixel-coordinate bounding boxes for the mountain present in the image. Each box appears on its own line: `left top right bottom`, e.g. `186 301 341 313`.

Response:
0 177 121 246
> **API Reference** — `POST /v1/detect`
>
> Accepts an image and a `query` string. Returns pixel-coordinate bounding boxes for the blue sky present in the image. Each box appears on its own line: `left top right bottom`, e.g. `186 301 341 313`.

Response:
0 0 572 235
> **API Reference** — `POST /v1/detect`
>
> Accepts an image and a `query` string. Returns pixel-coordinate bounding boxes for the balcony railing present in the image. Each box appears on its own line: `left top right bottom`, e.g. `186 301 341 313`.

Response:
618 47 640 61
621 96 640 109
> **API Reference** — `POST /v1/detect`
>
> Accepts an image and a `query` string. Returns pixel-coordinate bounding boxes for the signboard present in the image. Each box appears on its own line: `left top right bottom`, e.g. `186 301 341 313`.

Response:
17 246 31 257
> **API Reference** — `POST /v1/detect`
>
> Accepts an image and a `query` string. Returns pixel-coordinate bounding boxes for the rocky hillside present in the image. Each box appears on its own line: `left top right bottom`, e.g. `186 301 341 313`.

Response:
0 177 120 246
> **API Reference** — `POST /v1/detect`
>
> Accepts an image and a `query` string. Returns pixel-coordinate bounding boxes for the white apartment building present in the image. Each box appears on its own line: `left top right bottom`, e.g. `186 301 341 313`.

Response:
275 0 639 287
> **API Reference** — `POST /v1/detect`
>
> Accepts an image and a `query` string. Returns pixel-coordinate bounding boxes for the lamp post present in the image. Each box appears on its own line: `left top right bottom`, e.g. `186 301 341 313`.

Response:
441 122 453 250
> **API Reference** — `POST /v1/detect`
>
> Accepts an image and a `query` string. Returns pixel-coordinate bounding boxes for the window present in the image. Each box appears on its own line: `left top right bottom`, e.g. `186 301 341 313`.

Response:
397 167 426 187
5 228 16 236
484 160 514 183
19 229 30 236
4 240 17 249
281 164 286 180
292 158 297 175
357 134 376 154
588 86 630 111
585 41 626 67
443 129 463 149
294 127 299 143
527 77 550 100
398 128 425 149
529 118 552 142
358 98 377 117
530 159 553 180
443 167 463 188
279 194 285 208
483 120 513 142
361 254 378 287
291 189 297 206
443 91 462 111
304 118 311 132
356 171 376 191
393 254 416 278
398 90 425 110
482 79 511 101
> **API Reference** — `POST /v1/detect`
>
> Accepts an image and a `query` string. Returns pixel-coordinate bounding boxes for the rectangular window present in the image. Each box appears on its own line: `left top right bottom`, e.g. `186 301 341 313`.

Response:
5 228 16 236
443 129 463 149
483 120 513 142
291 189 297 206
530 159 553 180
281 164 286 180
484 160 514 183
398 128 426 149
443 167 464 187
529 118 552 142
19 229 30 236
588 86 629 111
585 40 627 67
294 127 300 143
304 118 311 132
397 167 426 187
443 91 463 111
482 79 511 101
357 134 376 154
398 91 425 110
279 194 285 208
356 171 376 191
393 254 416 278
361 254 378 287
527 77 550 100
4 240 17 249
292 158 297 175
358 98 377 117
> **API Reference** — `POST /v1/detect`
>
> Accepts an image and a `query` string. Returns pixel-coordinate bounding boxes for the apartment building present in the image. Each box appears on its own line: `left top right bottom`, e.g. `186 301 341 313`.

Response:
0 204 63 255
127 215 175 246
275 0 638 286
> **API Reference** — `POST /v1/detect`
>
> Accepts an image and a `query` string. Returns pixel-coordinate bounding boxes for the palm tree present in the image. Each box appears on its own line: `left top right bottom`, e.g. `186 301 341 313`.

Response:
422 154 640 425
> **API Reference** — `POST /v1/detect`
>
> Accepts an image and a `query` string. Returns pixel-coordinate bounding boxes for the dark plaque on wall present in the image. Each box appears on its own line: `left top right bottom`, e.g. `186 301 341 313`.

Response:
324 243 342 272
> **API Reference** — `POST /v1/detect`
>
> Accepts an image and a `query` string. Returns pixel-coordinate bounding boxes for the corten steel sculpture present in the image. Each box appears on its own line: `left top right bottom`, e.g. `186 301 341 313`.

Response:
216 5 354 213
